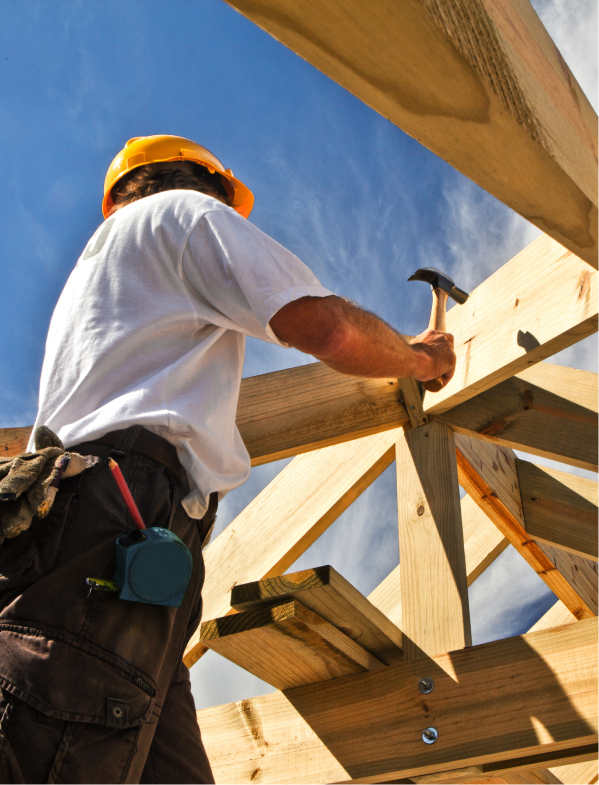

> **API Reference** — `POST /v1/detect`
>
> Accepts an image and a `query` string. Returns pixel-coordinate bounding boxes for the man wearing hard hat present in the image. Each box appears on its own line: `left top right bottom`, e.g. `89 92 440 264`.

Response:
0 136 455 782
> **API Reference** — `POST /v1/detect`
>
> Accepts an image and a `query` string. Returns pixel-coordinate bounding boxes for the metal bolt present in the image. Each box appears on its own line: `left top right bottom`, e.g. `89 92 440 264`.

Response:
418 677 434 694
422 727 438 744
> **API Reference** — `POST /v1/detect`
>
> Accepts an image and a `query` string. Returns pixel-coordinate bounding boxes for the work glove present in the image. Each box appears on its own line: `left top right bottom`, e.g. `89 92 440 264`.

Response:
0 426 89 542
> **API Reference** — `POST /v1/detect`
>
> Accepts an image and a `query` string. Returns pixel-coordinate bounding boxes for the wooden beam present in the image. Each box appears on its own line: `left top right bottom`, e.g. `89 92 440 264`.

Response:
230 565 403 665
200 598 385 690
528 601 576 634
397 376 428 428
225 0 598 266
518 461 598 560
549 760 598 785
454 435 598 620
438 365 598 473
368 492 508 628
183 430 398 667
196 617 598 784
0 426 31 457
238 362 408 465
396 421 471 660
425 236 597 416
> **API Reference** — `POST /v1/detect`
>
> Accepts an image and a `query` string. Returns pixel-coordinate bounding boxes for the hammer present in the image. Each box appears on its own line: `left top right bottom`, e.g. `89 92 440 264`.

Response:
408 267 469 392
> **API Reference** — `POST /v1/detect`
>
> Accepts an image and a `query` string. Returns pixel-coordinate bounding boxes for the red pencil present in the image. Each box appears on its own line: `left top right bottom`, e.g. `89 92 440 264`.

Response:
108 457 146 530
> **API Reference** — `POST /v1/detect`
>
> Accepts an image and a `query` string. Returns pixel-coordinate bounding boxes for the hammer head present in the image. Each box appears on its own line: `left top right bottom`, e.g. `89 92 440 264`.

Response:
408 267 469 305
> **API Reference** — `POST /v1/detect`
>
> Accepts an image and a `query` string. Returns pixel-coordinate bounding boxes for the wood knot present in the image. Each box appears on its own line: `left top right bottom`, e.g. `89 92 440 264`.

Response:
417 505 425 516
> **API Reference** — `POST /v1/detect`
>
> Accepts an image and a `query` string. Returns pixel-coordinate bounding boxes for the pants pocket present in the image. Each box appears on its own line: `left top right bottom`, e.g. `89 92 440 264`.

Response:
0 492 76 592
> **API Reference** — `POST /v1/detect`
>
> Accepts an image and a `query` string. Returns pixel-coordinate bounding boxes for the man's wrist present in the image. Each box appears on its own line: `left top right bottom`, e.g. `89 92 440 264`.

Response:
405 344 433 381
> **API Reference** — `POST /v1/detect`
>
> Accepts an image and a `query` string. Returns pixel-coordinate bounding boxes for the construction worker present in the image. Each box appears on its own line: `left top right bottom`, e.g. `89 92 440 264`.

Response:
0 135 455 783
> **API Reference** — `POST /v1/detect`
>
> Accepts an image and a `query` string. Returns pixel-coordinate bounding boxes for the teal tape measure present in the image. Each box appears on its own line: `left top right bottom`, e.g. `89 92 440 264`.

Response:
113 527 193 608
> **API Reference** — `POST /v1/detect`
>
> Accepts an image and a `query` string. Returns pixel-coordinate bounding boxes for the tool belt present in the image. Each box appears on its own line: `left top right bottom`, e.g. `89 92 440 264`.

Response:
71 426 218 546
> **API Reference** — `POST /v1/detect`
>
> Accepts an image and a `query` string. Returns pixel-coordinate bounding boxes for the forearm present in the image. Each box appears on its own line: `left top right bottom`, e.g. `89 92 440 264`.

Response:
270 295 433 379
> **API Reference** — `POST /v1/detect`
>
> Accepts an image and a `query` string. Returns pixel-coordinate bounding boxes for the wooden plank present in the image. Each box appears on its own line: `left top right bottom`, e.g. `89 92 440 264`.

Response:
462 746 599 783
200 599 385 690
528 601 576 633
238 363 408 465
183 430 398 667
0 426 32 457
397 376 428 428
4 241 597 465
196 617 598 784
396 421 471 660
549 760 598 785
454 434 598 620
438 365 598 473
225 0 598 265
518 461 598 560
425 236 597 416
368 493 507 628
230 565 403 665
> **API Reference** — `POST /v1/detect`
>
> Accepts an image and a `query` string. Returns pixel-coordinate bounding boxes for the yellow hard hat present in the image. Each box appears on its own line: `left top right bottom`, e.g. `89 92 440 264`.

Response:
102 135 254 219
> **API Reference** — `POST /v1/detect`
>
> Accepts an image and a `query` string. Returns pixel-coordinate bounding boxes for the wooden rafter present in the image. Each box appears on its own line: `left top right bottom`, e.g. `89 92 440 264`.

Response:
225 0 598 266
438 364 598 473
455 435 598 619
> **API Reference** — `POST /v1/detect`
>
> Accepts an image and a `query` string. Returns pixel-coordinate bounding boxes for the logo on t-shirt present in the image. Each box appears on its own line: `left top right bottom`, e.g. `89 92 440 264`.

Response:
78 217 116 265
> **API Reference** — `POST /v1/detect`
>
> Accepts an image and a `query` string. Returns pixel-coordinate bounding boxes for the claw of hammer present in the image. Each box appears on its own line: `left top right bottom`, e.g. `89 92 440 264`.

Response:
408 267 470 391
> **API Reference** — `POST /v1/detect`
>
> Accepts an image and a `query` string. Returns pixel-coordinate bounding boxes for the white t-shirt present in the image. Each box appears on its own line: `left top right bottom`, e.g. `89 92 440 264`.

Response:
29 190 333 518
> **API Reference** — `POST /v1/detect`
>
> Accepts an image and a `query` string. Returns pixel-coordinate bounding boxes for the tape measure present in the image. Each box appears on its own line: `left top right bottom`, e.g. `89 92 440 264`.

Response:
113 527 193 607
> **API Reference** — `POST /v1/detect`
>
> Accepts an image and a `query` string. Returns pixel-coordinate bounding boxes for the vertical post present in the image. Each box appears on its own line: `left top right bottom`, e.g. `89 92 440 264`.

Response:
396 420 471 661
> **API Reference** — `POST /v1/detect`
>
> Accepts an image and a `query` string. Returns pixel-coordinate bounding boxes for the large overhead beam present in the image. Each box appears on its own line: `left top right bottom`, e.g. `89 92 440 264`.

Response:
183 430 398 666
438 364 598 473
455 435 598 619
196 616 597 784
3 239 596 464
226 0 598 266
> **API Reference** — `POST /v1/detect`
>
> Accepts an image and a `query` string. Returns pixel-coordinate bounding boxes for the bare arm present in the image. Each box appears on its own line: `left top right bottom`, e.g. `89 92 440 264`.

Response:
269 295 455 386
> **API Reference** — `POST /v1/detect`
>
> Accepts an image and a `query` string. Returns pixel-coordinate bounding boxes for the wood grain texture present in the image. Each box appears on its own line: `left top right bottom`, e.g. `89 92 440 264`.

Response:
528 600 576 633
200 599 385 690
0 426 32 457
396 421 471 660
517 461 598 560
225 0 597 264
238 363 408 465
438 365 598 472
230 565 403 665
549 760 598 785
367 493 507 629
425 236 597 416
196 617 598 784
183 430 398 667
397 376 428 428
454 434 598 620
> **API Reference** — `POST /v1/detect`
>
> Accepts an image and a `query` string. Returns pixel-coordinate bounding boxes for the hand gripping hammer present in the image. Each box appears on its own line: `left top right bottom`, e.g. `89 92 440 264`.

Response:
408 267 469 393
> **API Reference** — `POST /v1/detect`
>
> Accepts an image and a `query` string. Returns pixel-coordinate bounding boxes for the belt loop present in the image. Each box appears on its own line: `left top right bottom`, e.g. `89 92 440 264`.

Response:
110 425 142 458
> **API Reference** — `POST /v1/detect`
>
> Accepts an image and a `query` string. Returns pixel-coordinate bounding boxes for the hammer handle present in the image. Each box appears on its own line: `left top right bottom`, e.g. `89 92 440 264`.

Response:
423 288 449 393
428 288 448 332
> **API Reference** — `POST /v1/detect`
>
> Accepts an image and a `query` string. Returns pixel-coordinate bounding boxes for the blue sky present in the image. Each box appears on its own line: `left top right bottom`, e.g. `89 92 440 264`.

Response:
1 0 597 711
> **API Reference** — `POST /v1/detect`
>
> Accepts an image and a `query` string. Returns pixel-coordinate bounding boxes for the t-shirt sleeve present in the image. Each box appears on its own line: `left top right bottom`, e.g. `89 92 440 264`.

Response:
182 206 334 345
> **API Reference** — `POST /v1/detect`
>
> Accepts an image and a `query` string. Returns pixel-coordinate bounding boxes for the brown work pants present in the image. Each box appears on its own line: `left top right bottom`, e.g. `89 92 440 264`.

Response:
0 430 214 783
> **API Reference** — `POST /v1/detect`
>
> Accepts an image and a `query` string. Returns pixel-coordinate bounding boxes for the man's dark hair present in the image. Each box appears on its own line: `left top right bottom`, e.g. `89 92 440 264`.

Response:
110 160 230 213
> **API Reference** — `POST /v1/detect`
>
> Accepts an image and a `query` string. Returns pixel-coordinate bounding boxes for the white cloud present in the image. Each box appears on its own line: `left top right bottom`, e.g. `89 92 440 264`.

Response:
531 0 598 110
